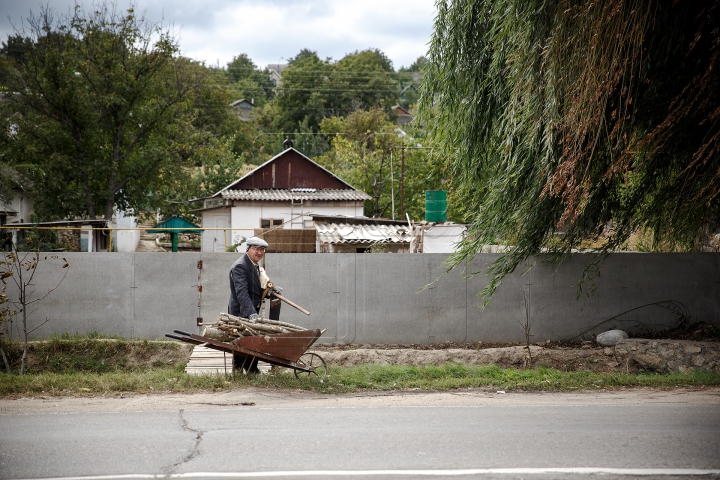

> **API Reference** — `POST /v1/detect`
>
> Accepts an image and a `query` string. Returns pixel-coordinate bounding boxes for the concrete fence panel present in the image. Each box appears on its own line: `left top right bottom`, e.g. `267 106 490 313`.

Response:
2 251 718 344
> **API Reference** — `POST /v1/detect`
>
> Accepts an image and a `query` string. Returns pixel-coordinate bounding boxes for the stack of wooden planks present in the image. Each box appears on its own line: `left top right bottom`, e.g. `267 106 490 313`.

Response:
184 345 271 375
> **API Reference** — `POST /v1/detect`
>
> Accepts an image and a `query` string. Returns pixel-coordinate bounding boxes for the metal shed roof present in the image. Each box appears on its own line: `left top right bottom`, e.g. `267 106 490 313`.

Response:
314 221 412 245
221 189 371 202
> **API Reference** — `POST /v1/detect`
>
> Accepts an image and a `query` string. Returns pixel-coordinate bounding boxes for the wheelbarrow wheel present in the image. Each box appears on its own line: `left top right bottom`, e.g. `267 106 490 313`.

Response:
294 352 328 378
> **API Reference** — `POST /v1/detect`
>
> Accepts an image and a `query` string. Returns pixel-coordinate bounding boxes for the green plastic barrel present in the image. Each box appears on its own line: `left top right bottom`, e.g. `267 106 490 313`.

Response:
425 190 447 222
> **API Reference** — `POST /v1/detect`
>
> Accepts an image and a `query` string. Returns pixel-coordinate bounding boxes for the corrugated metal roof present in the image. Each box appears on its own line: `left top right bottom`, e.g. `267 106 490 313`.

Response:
221 189 371 201
212 147 359 197
315 221 413 245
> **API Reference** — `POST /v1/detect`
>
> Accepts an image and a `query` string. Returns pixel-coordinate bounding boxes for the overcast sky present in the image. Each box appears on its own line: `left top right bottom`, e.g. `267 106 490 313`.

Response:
0 0 436 70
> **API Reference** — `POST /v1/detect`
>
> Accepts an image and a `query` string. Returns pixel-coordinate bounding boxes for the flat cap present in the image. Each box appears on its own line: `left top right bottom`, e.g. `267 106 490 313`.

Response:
246 236 269 248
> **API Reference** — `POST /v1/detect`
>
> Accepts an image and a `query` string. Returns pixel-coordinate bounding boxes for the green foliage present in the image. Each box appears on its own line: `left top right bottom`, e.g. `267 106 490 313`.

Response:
224 53 276 105
422 0 720 301
273 50 330 134
0 242 69 374
0 3 238 220
399 56 428 73
14 221 61 252
274 48 400 136
293 117 330 158
0 337 188 375
225 234 246 252
398 56 426 110
2 358 718 397
333 49 397 113
317 108 450 220
318 108 399 217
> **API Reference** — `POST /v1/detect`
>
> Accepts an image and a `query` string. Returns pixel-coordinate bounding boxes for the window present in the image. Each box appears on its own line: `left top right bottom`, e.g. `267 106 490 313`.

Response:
260 218 284 228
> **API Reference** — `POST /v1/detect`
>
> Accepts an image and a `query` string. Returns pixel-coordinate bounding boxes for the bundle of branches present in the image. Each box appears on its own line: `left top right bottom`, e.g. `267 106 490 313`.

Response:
201 313 307 341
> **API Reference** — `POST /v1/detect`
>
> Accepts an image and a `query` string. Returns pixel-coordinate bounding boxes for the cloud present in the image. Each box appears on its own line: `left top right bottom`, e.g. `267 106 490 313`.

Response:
0 0 434 69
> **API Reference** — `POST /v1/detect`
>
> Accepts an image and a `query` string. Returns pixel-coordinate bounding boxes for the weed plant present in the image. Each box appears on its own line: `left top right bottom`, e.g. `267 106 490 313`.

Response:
1 334 189 375
1 363 718 398
1 336 717 397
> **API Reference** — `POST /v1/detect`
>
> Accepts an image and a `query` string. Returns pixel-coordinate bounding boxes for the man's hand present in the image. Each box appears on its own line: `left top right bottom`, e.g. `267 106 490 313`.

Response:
273 285 283 294
248 313 259 321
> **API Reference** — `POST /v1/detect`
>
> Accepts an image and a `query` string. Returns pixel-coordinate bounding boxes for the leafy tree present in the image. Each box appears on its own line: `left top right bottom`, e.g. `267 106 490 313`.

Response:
397 56 425 110
274 49 399 135
288 48 319 65
158 136 247 219
399 56 428 73
293 117 329 158
318 108 442 219
225 53 275 105
422 0 720 301
331 49 398 114
273 50 330 133
0 236 68 375
0 4 229 221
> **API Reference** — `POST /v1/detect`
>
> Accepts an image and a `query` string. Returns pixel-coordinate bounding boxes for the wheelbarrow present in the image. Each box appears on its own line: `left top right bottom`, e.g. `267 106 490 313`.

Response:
166 328 328 378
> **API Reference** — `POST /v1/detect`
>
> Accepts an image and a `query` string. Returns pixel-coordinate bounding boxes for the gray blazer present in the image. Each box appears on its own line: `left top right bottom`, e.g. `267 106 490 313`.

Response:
228 254 263 318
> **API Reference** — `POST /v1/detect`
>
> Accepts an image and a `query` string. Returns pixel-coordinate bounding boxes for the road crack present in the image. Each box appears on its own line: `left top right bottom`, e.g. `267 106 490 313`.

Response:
162 408 203 476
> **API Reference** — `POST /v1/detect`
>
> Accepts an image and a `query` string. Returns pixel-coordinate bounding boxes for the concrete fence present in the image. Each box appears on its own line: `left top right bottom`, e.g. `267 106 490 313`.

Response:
3 252 718 344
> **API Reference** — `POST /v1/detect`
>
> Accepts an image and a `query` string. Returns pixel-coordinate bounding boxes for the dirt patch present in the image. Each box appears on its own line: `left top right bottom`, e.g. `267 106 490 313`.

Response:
311 344 631 373
10 334 717 375
6 339 193 373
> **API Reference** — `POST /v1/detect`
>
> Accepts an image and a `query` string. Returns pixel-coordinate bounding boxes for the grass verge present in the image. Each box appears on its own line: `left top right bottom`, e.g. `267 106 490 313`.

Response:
2 364 719 398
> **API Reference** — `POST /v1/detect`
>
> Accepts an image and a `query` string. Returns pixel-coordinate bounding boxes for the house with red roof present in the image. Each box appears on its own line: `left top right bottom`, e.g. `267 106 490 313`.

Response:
198 146 371 252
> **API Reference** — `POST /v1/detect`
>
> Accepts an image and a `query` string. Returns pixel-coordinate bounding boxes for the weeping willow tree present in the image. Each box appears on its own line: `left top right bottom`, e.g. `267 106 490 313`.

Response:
421 0 720 301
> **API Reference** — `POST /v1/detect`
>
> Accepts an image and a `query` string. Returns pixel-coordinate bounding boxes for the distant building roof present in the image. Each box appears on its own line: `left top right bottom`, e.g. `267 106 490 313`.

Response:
400 84 419 96
230 99 254 121
391 105 414 126
267 64 288 74
0 205 18 215
267 64 288 86
230 99 254 108
221 189 370 202
213 147 368 197
314 221 412 245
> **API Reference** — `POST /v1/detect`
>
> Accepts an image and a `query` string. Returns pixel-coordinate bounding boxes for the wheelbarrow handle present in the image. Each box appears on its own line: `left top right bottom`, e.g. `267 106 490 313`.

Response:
174 329 193 336
166 333 203 345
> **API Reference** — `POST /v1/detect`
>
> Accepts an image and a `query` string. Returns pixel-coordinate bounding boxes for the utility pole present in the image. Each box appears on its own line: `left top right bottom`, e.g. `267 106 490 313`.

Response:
400 145 405 220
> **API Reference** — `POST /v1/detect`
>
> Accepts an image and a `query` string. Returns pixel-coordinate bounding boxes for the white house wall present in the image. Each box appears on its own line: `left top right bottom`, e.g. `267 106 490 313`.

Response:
2 192 33 224
422 224 467 253
229 200 365 251
201 209 231 252
114 210 140 252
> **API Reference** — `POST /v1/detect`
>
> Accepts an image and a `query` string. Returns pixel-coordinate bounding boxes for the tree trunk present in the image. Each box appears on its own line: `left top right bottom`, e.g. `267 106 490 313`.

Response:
82 172 96 219
104 197 114 221
19 275 26 376
0 345 10 374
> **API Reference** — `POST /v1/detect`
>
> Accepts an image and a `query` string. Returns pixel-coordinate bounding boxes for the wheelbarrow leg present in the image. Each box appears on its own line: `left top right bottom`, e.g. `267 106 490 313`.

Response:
234 353 260 375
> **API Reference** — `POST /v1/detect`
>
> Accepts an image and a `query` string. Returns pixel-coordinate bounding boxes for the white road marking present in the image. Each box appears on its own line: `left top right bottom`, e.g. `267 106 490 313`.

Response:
18 468 720 479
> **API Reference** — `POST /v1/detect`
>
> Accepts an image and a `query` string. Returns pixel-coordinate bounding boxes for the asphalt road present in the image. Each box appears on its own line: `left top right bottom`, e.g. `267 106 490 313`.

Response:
1 389 719 480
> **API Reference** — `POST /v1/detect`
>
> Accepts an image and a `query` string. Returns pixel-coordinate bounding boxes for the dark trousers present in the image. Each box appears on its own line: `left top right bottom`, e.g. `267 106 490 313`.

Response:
234 353 259 373
234 300 281 373
269 298 281 320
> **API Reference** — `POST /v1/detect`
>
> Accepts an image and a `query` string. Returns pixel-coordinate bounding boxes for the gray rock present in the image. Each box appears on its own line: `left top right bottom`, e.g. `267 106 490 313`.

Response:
596 329 629 346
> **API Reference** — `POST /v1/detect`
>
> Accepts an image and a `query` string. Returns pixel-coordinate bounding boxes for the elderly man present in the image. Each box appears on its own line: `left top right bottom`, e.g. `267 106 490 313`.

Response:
228 236 281 321
228 236 281 373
